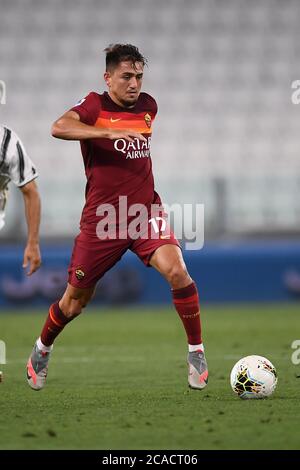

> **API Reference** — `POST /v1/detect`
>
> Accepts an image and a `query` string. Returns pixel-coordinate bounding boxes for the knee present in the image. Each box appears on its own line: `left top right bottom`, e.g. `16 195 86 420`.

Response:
165 264 191 289
60 296 89 319
69 298 87 318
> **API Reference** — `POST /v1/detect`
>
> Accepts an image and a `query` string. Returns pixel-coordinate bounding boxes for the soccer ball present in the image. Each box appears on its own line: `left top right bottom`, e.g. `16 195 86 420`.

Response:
230 355 277 399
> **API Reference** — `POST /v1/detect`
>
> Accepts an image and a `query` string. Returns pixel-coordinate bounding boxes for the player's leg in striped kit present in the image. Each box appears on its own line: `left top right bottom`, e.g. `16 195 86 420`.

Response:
27 284 94 390
172 281 208 389
148 244 208 390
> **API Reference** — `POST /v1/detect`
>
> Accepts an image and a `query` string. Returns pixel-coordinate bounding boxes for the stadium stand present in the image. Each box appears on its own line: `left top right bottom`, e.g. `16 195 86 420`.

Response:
1 0 300 238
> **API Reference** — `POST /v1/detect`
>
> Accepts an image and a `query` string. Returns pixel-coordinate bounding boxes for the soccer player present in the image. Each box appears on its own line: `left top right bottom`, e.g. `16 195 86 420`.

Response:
0 125 41 275
26 44 208 391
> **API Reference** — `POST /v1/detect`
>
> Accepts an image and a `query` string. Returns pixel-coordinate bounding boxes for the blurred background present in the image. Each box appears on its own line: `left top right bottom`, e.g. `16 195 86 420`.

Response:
1 0 300 306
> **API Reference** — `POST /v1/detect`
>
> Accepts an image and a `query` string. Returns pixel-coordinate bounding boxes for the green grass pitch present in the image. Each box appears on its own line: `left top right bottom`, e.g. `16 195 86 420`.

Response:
0 304 299 450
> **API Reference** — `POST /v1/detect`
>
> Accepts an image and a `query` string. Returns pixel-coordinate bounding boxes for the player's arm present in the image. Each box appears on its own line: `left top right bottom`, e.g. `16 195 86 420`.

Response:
19 180 41 276
51 111 146 142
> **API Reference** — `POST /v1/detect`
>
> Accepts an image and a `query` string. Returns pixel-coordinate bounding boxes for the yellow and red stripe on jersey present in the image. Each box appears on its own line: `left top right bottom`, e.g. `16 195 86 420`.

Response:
95 110 154 134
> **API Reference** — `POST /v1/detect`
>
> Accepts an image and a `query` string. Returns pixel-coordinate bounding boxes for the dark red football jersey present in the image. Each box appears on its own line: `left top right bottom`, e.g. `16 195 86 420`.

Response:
70 91 158 233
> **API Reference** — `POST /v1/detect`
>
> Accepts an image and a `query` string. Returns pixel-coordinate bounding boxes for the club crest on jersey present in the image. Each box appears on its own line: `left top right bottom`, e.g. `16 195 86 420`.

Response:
144 113 151 128
75 268 85 280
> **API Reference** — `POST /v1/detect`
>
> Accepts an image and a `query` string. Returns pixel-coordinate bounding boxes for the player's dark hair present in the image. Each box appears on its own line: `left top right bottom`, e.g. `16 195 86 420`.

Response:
104 44 147 71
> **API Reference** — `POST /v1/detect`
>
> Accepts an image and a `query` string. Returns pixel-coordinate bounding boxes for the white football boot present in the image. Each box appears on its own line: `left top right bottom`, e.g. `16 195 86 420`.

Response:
27 342 52 391
188 350 208 390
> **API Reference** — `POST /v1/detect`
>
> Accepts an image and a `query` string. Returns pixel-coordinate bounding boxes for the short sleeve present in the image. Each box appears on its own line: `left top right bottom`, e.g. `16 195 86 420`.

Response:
144 93 158 117
8 132 38 187
70 92 100 126
150 96 158 116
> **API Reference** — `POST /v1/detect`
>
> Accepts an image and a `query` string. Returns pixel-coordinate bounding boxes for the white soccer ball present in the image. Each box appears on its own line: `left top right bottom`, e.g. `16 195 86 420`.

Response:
230 355 278 399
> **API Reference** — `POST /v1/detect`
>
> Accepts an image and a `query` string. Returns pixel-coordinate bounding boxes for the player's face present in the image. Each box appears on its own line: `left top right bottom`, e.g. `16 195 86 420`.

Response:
104 61 144 108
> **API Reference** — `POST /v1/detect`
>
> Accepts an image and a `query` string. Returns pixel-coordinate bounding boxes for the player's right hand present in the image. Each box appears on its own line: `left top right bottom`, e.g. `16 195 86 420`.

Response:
23 242 42 276
107 129 147 142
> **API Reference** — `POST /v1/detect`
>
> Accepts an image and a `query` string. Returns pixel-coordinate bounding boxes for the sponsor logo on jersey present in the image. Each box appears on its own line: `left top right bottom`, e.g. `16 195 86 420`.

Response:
144 113 151 128
110 117 122 123
114 136 152 159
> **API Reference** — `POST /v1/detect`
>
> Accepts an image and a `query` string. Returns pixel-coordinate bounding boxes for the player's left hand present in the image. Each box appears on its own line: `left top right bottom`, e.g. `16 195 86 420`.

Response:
23 242 42 276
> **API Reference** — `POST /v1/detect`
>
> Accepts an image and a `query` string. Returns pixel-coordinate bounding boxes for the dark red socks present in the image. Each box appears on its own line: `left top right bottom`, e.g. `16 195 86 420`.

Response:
40 301 72 347
172 281 202 345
